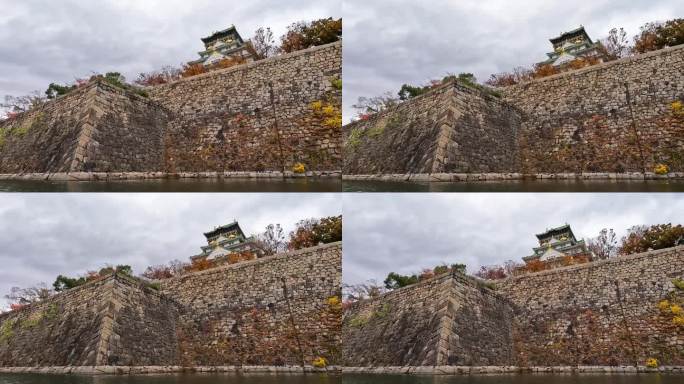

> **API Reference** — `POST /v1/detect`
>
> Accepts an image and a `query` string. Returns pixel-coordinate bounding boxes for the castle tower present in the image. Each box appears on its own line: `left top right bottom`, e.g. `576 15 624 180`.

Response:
191 221 265 262
537 26 606 67
188 25 255 67
522 224 592 265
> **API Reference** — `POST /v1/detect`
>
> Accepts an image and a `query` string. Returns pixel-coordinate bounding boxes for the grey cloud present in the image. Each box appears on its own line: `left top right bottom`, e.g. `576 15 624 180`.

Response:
0 0 341 98
342 0 684 121
342 193 684 285
0 193 341 309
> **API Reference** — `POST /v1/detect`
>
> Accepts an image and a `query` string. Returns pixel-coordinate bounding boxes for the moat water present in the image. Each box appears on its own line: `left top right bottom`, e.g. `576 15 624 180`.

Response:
0 178 342 192
343 374 683 384
0 373 338 384
343 179 684 192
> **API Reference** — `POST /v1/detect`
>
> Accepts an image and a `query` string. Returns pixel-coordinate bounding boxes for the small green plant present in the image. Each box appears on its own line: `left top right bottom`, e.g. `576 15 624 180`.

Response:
20 311 44 329
367 124 384 137
349 314 370 328
374 303 391 319
330 77 342 91
45 303 59 320
147 282 161 291
673 279 684 291
0 319 17 343
346 128 364 149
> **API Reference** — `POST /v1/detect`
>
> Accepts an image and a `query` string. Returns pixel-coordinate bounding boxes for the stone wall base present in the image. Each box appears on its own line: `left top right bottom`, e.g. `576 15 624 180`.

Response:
342 172 684 182
0 365 341 375
0 171 342 182
341 366 684 375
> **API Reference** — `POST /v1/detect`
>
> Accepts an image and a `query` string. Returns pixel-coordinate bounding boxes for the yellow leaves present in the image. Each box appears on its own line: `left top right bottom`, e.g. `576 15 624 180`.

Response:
310 101 323 112
654 163 669 175
327 296 340 307
312 356 327 368
646 358 659 368
672 100 683 115
658 300 671 312
674 316 684 327
671 304 683 315
310 99 341 129
324 116 342 128
292 162 306 174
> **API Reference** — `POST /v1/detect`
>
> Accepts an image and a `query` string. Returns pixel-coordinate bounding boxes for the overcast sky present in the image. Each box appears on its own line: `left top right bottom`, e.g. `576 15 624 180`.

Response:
342 0 684 121
0 0 340 101
343 193 684 285
0 193 341 310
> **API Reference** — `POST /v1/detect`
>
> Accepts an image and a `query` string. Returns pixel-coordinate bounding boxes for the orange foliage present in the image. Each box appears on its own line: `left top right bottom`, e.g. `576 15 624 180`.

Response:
181 64 207 78
227 251 256 264
211 57 246 70
185 257 214 272
524 259 549 273
418 268 435 281
10 303 26 311
532 64 560 79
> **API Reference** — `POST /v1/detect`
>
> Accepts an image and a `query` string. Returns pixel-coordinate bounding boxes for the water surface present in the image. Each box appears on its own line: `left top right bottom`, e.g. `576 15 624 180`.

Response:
343 374 682 384
0 373 338 384
343 179 684 192
0 179 341 193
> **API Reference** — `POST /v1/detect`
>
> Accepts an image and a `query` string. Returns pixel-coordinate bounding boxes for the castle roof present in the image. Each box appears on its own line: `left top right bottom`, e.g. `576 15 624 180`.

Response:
550 26 593 45
204 221 245 239
201 25 244 45
535 224 575 240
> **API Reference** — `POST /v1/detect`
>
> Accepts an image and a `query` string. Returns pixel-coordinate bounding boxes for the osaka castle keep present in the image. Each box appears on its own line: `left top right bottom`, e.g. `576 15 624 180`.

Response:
191 221 265 262
523 224 592 265
538 26 606 67
189 25 255 67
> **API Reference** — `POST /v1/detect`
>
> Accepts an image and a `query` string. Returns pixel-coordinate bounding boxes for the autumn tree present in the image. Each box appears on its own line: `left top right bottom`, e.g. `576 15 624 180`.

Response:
288 215 342 250
247 27 278 60
475 265 507 280
257 223 287 255
601 27 630 60
280 17 342 54
352 92 399 117
4 283 53 309
618 223 684 255
135 66 182 86
141 259 187 280
587 228 618 259
633 19 684 54
1 91 46 115
343 280 386 302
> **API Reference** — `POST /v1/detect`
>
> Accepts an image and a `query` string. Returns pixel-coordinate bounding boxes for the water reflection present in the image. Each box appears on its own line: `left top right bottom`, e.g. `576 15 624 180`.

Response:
343 180 684 192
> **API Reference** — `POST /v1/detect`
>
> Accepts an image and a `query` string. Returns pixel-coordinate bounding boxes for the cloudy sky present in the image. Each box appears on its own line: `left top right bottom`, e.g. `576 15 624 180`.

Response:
0 193 341 309
343 193 684 285
343 0 684 121
0 0 340 101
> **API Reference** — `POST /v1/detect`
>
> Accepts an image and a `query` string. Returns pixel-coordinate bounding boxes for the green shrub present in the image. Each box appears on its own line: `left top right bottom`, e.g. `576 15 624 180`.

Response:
330 77 342 91
346 128 364 149
0 319 17 343
349 315 369 328
674 279 684 291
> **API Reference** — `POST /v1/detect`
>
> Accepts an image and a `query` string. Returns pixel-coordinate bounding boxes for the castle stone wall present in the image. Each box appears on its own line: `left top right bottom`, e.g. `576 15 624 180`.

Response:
0 81 168 173
0 274 179 367
502 44 684 173
495 246 684 366
343 83 521 174
149 42 342 173
342 272 514 366
159 242 342 366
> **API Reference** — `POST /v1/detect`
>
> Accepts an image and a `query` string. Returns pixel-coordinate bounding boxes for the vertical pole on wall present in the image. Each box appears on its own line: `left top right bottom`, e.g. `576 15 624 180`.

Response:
268 82 286 178
623 82 646 173
281 277 306 367
614 280 639 366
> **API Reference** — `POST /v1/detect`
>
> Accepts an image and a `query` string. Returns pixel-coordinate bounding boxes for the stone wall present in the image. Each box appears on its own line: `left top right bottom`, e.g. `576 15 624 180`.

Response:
0 273 179 367
0 81 168 173
502 44 684 173
149 42 342 173
159 242 342 366
343 82 521 174
342 272 514 366
343 45 684 176
496 246 684 366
